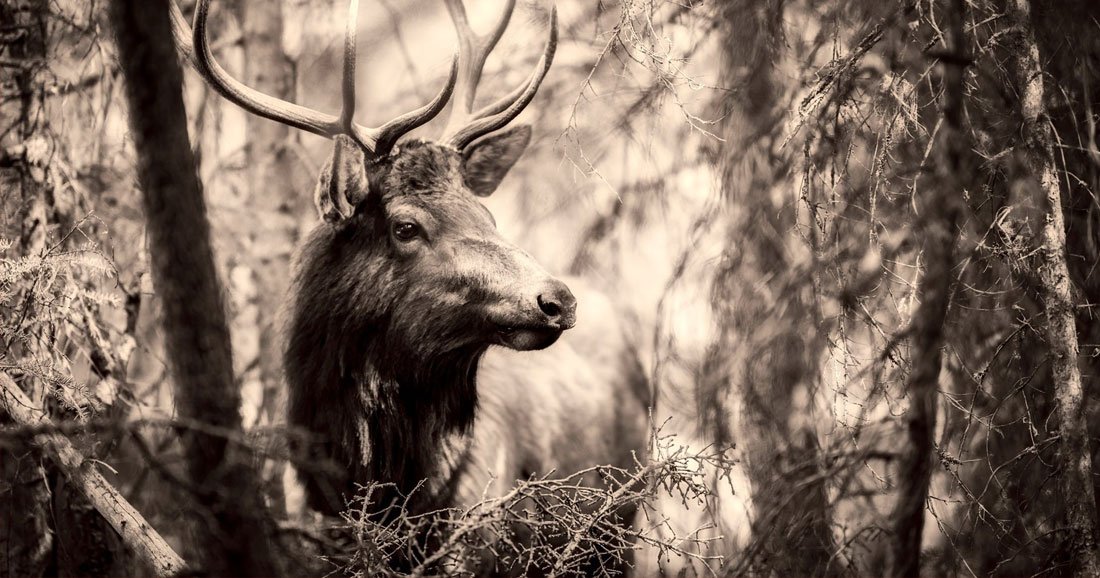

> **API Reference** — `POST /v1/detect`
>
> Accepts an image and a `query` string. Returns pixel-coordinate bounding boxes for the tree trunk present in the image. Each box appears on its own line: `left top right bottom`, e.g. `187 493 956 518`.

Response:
110 0 284 574
0 2 59 574
1 3 138 572
885 1 967 575
708 1 838 574
239 0 302 514
1006 0 1100 574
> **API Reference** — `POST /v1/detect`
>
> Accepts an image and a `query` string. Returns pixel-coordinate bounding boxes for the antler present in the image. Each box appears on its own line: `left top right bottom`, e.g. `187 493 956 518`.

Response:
169 0 458 156
441 0 558 150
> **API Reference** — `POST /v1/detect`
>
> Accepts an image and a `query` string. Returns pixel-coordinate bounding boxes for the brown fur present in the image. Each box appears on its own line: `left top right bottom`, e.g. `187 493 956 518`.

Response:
283 132 648 569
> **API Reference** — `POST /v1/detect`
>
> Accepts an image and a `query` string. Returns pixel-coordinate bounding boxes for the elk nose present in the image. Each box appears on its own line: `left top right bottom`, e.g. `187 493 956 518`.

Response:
536 281 577 329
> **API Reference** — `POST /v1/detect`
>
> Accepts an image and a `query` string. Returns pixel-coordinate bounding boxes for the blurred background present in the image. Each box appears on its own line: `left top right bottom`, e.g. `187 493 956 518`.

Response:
4 0 1100 575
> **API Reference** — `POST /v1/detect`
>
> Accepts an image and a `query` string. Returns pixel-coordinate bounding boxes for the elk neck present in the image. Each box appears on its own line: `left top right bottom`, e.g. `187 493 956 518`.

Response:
284 220 487 513
355 336 486 498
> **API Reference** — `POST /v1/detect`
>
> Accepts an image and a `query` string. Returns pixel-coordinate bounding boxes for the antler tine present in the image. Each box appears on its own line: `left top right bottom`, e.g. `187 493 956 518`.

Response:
339 0 360 133
323 0 460 155
442 0 517 134
171 0 459 157
468 79 525 120
169 2 197 68
447 6 557 150
185 0 348 141
366 55 459 155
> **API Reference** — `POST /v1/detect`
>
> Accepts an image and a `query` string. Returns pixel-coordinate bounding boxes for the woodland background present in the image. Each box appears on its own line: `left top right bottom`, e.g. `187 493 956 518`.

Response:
3 0 1100 575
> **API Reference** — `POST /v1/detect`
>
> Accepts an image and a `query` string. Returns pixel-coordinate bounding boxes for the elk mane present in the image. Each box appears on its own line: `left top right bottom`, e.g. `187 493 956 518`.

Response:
283 165 487 514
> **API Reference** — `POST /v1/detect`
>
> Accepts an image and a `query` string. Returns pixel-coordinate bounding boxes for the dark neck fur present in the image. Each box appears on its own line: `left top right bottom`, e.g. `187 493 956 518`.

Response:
285 225 485 513
354 335 484 500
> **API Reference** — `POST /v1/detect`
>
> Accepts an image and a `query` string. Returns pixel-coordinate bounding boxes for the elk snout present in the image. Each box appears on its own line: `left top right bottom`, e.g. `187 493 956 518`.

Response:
536 280 577 329
490 277 577 351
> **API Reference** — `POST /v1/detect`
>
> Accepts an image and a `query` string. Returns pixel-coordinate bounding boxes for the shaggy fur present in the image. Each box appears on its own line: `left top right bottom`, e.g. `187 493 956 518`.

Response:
284 131 649 570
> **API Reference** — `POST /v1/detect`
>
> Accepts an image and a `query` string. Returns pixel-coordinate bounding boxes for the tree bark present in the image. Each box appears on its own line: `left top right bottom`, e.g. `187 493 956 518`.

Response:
110 0 284 574
1 2 137 571
0 2 58 574
242 0 296 417
240 0 302 515
1005 0 1100 574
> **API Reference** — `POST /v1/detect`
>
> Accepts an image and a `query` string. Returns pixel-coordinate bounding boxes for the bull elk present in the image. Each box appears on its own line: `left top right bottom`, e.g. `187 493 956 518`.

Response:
169 0 649 573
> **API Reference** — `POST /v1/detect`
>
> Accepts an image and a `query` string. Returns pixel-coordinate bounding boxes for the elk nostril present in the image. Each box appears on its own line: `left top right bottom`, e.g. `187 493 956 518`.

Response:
536 281 577 328
537 294 562 318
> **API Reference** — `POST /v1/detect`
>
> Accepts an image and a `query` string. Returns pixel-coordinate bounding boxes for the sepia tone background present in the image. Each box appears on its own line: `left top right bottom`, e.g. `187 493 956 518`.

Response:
3 0 1100 575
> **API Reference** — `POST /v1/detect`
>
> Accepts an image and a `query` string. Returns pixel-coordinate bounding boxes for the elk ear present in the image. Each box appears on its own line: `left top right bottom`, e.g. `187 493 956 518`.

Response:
315 135 370 223
462 125 532 197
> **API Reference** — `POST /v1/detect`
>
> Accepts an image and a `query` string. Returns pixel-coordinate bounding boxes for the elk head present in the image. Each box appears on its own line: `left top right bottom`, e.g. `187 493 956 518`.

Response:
170 0 573 354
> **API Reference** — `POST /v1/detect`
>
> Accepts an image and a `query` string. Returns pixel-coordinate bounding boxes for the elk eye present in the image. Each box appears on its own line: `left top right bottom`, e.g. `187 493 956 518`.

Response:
392 222 420 242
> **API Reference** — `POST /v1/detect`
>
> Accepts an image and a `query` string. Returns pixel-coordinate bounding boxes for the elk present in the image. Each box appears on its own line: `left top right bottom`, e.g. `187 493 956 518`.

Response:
169 0 649 572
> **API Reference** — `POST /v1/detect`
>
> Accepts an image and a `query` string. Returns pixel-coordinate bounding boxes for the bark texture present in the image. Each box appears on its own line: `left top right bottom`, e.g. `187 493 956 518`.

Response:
110 0 283 574
0 2 58 574
242 0 297 426
239 0 302 515
1006 0 1100 574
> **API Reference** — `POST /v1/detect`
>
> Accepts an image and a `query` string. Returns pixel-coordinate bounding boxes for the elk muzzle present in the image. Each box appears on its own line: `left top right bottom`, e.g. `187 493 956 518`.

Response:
491 276 576 351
